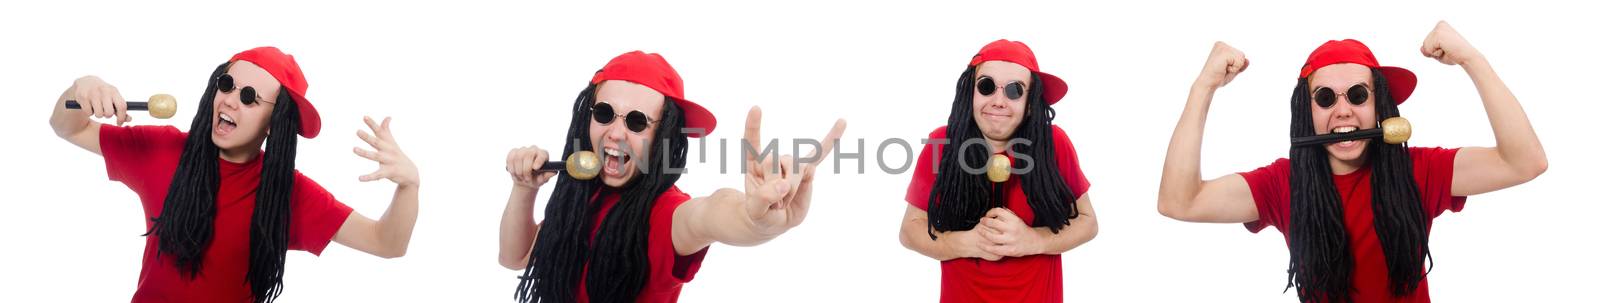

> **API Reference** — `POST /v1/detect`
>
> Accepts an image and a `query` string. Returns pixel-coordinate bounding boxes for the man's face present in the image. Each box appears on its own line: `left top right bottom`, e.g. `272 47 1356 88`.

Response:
589 80 665 187
1308 63 1378 164
211 61 282 154
971 61 1030 144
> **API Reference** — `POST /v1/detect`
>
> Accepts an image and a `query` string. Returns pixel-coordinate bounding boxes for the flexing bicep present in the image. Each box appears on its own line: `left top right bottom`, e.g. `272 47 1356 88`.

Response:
1451 147 1541 196
1176 174 1259 223
62 123 103 155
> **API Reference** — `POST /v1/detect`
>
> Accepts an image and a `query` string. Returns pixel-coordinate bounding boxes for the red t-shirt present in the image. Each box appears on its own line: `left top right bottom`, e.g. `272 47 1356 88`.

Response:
1240 147 1465 302
904 125 1092 303
572 186 709 303
100 125 354 302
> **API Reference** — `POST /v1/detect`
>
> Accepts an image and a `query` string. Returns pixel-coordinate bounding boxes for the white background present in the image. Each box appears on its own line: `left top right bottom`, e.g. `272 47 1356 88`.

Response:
1 1 1593 302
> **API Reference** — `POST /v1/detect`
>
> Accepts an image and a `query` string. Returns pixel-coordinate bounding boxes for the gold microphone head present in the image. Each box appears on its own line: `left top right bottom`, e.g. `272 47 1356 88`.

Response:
1381 117 1411 144
147 94 178 119
566 150 601 180
987 154 1011 183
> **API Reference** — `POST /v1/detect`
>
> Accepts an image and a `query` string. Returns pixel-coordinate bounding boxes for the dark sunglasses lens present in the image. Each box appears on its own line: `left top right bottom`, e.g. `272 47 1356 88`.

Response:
240 86 257 105
976 77 997 96
1314 87 1336 108
592 103 615 124
625 111 650 132
1005 82 1025 100
1347 85 1369 106
216 74 234 93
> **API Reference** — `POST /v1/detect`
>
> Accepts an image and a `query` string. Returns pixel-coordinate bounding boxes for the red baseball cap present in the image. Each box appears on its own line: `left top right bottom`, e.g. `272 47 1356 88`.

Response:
969 39 1069 105
590 51 717 138
229 46 322 138
1299 39 1417 105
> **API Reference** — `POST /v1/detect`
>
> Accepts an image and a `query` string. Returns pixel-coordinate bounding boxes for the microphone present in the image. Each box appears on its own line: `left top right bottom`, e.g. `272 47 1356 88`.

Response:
538 150 601 180
1291 117 1412 146
65 93 178 119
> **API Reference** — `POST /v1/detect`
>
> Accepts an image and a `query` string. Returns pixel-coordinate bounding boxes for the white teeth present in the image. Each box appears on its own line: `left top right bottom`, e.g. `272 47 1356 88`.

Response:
602 148 629 173
220 113 236 124
1332 126 1356 133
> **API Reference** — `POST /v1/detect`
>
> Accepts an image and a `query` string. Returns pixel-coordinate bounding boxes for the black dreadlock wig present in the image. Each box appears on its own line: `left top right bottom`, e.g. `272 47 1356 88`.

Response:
144 62 301 303
926 66 1078 240
515 83 690 303
1285 69 1430 302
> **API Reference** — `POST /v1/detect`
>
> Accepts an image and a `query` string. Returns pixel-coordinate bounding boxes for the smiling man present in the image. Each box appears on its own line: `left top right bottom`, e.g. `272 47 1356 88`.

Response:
49 47 422 303
1156 21 1548 302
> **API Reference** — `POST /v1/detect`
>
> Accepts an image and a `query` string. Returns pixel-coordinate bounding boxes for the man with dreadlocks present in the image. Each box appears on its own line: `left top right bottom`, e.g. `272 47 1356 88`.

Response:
898 39 1098 302
496 50 847 303
49 47 422 303
1157 21 1547 302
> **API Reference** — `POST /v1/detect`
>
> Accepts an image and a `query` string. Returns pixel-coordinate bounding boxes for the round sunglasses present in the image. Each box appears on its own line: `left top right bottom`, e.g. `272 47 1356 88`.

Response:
592 102 658 133
976 76 1026 100
213 73 272 105
1313 83 1370 108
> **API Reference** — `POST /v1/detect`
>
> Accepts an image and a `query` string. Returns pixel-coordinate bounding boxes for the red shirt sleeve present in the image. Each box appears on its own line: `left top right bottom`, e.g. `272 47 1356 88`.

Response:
1240 158 1291 233
652 187 708 282
287 172 355 255
99 124 184 184
905 127 948 211
1409 147 1466 218
1051 126 1092 197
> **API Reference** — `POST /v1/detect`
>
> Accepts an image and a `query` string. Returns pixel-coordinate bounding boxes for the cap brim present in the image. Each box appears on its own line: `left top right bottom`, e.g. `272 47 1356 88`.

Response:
1036 71 1069 105
1377 66 1416 105
672 98 716 138
292 93 321 139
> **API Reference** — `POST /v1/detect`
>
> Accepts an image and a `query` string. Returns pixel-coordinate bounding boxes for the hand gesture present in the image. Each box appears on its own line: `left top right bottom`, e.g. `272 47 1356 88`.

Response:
353 116 420 187
741 106 847 234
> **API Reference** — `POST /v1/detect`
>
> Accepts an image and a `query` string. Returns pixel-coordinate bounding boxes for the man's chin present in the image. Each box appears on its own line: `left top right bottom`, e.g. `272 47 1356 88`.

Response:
602 172 636 188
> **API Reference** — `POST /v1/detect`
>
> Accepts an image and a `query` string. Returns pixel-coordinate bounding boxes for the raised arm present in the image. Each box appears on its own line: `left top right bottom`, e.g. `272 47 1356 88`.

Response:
496 145 557 270
671 107 846 255
334 117 422 259
1156 42 1261 224
52 76 132 155
1418 21 1548 196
